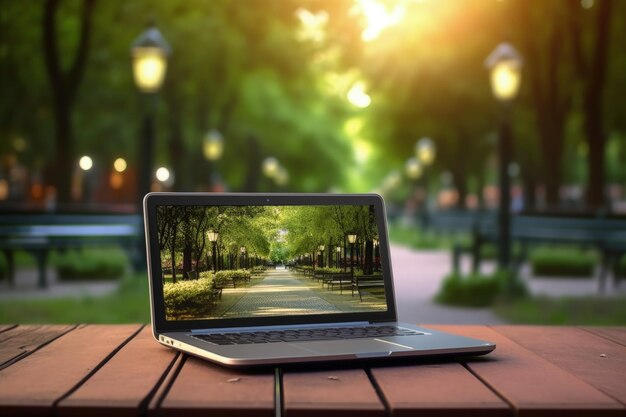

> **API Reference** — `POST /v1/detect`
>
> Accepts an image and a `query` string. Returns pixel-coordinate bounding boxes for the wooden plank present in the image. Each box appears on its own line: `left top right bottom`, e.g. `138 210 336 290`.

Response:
0 324 17 334
156 356 275 417
283 368 385 417
370 362 510 417
429 325 624 417
493 326 626 407
0 325 76 369
0 324 141 417
583 327 626 347
57 326 178 417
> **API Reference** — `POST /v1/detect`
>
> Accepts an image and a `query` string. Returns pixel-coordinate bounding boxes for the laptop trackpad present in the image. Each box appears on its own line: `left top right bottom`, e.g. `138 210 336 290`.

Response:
292 338 414 356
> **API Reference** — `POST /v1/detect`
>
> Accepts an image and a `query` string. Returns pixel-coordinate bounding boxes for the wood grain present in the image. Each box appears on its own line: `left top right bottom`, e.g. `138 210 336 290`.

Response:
494 326 626 407
582 327 626 347
430 325 624 417
156 356 275 417
57 326 178 417
283 368 385 417
0 324 141 417
0 325 76 369
371 362 509 417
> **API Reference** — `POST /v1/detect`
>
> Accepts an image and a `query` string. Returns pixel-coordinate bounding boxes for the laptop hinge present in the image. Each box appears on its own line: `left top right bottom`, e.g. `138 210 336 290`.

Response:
190 321 371 334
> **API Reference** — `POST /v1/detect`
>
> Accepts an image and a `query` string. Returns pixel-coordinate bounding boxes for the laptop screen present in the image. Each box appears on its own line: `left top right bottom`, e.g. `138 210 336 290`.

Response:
155 204 388 322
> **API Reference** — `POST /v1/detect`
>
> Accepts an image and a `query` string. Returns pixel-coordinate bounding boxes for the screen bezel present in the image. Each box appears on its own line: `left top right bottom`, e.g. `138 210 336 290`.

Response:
144 193 398 333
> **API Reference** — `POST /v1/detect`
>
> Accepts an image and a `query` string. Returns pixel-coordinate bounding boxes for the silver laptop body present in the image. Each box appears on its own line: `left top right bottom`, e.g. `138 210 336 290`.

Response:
144 193 495 367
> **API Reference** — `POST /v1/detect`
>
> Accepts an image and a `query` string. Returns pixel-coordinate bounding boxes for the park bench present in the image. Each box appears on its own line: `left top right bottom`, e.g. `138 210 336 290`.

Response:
1 324 624 416
324 272 353 293
0 214 143 288
449 213 626 292
352 274 385 301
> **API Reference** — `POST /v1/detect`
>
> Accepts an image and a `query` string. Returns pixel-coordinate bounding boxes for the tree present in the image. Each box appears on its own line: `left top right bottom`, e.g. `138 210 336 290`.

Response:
42 0 96 205
568 0 613 209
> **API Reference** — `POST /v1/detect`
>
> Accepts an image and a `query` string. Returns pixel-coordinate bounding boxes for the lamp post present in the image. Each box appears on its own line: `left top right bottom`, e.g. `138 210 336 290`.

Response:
336 246 341 269
203 129 224 190
485 42 522 273
240 246 246 269
415 137 435 229
373 238 380 272
78 155 93 204
347 233 357 276
319 245 325 268
207 230 219 273
131 23 171 210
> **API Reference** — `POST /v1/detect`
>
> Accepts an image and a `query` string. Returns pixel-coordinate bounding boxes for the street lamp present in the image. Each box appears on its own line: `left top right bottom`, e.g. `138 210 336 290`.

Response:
262 157 279 178
319 245 325 268
405 157 422 180
203 129 224 190
207 230 219 273
336 246 341 269
78 155 93 203
415 137 436 228
485 42 522 273
347 233 357 276
131 23 171 211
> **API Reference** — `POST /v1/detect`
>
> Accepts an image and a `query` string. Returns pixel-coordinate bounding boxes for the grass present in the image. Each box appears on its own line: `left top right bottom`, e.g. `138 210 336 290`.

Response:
0 274 150 324
494 296 626 325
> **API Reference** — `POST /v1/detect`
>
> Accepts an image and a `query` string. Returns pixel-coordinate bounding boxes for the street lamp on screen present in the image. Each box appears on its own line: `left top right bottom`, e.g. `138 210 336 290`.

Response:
207 230 219 273
319 245 325 268
347 233 357 276
485 42 523 277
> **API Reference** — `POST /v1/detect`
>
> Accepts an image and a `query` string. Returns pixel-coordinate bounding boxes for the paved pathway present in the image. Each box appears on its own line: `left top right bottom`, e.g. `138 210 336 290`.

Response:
222 268 339 318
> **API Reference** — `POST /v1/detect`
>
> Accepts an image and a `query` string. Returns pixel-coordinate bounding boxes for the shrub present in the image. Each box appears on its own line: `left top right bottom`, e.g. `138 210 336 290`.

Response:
215 269 250 287
530 248 596 277
435 270 526 307
163 277 214 319
52 248 127 280
315 267 342 274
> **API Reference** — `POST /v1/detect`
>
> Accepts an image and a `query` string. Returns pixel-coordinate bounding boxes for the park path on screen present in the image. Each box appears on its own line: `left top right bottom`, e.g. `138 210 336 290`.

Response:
222 268 339 318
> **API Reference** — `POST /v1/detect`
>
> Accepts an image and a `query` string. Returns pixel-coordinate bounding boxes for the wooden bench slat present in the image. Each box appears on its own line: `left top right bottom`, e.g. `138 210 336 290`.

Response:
370 362 510 417
57 327 178 417
0 325 76 369
283 369 385 417
430 325 624 416
582 327 626 347
0 324 141 417
156 356 275 417
0 325 17 334
493 326 626 407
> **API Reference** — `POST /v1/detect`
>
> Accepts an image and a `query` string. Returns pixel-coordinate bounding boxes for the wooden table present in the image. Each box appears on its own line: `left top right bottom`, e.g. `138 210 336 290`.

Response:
0 324 624 417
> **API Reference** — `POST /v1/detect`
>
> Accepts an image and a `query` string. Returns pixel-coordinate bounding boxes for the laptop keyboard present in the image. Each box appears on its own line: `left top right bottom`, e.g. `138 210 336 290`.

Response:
192 326 423 345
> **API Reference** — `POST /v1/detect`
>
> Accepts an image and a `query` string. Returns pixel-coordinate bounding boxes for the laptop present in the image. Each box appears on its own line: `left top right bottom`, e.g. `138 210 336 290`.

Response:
144 192 495 367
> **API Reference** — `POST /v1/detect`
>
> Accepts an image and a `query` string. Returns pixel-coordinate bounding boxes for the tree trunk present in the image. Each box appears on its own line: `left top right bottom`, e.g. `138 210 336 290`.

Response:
582 1 612 210
364 240 373 275
42 0 96 205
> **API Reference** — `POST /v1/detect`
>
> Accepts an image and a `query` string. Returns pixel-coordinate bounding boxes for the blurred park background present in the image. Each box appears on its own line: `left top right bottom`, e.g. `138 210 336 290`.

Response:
1 0 625 325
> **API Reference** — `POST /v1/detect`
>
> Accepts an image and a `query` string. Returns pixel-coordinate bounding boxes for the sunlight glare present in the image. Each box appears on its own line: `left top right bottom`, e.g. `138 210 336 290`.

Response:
295 8 329 43
353 0 406 42
347 82 372 108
